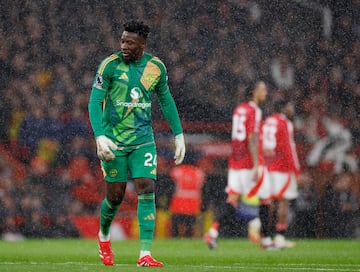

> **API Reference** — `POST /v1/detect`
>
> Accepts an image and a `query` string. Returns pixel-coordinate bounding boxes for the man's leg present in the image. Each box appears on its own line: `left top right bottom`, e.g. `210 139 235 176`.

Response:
98 182 126 266
185 215 196 237
274 199 296 248
259 200 275 249
137 192 156 254
135 178 164 267
99 198 121 240
204 200 236 249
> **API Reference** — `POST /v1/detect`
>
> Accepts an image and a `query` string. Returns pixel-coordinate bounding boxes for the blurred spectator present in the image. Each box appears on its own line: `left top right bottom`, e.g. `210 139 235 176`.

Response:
0 192 24 241
17 105 46 161
49 214 81 238
201 158 228 212
21 207 50 238
55 135 102 214
290 171 318 238
306 110 357 173
270 51 295 91
155 155 175 211
44 105 64 142
323 166 359 238
62 107 91 145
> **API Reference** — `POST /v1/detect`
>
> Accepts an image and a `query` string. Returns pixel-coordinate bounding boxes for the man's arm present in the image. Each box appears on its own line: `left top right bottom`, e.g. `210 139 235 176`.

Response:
157 90 185 164
88 87 106 137
157 90 183 136
248 132 259 181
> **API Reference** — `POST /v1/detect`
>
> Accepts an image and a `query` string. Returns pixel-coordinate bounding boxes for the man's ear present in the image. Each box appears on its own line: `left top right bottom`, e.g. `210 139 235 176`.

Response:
141 39 146 49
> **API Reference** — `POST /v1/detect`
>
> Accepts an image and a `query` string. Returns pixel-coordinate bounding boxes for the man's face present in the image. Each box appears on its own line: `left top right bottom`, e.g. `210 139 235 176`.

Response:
284 102 295 120
255 81 268 105
120 31 145 63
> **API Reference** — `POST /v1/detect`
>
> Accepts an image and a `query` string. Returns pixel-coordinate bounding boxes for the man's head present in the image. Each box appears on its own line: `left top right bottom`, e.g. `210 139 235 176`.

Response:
245 80 267 105
274 99 295 120
121 21 150 63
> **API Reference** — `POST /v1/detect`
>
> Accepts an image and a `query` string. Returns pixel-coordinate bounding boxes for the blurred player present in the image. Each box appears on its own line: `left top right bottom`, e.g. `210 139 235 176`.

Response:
262 99 300 248
169 163 205 237
203 80 268 249
88 20 185 267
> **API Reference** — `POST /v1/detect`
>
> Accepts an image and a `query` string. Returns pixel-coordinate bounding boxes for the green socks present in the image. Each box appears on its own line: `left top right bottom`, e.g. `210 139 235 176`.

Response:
99 193 156 252
100 198 120 237
138 193 156 251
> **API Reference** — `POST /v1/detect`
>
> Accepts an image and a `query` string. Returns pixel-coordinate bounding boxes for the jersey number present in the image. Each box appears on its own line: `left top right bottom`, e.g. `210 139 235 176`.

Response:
263 123 277 150
232 114 247 141
144 153 157 167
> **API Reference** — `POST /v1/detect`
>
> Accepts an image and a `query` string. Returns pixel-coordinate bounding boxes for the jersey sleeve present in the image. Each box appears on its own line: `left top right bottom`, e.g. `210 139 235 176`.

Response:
88 88 106 137
88 54 117 137
152 57 170 96
157 88 183 136
153 58 183 136
246 107 257 135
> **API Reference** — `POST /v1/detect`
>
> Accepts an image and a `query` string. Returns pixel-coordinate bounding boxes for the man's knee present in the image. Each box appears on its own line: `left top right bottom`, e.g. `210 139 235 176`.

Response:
106 182 126 205
134 178 155 194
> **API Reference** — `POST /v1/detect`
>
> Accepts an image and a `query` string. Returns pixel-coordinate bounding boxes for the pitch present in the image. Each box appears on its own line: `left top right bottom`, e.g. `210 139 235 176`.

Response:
0 238 359 271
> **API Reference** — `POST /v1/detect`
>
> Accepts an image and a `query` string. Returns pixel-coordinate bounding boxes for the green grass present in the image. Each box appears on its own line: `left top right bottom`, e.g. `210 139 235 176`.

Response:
0 238 359 271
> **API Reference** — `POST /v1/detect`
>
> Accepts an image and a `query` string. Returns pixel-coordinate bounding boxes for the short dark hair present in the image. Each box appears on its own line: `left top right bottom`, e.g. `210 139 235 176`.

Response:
123 20 150 39
245 80 262 100
273 99 291 113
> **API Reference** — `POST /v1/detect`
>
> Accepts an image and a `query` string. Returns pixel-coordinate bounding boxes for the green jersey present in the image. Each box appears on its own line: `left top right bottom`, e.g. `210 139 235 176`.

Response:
88 52 183 147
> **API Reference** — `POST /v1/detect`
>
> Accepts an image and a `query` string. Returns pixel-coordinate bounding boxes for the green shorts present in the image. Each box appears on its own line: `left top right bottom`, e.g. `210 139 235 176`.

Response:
101 142 157 182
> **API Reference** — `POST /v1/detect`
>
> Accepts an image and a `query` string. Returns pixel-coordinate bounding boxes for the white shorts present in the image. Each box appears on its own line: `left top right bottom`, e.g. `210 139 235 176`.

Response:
226 166 271 200
267 171 298 200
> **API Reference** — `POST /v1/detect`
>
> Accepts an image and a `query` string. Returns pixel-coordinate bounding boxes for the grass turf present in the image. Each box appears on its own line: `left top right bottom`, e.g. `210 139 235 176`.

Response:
0 238 359 271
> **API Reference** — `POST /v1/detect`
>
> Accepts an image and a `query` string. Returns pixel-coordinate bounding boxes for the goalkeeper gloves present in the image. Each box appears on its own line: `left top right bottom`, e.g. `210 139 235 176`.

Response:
96 135 117 161
174 133 186 165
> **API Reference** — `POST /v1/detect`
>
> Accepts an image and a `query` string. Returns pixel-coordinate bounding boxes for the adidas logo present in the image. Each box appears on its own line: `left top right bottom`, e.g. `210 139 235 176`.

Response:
144 213 155 220
119 73 128 81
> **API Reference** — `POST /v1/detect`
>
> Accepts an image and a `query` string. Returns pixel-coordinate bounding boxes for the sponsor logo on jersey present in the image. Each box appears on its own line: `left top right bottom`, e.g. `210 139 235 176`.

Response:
130 88 140 99
116 87 151 110
116 101 151 109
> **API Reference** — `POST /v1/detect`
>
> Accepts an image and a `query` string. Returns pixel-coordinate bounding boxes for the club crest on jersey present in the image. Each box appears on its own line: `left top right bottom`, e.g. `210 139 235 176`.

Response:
109 169 118 177
93 75 103 89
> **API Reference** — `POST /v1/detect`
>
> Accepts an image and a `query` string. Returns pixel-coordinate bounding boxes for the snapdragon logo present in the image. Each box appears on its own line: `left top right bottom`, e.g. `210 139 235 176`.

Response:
116 101 151 109
116 87 151 115
130 88 140 99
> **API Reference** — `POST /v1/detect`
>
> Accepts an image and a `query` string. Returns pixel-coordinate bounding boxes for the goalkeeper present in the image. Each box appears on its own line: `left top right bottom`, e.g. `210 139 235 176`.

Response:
88 20 185 268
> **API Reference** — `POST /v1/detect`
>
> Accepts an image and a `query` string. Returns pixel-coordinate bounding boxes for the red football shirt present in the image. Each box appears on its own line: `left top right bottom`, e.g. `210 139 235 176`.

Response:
262 113 300 175
229 101 263 169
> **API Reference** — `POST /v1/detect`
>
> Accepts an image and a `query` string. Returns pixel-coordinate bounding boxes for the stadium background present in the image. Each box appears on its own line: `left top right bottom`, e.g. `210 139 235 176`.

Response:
0 0 359 240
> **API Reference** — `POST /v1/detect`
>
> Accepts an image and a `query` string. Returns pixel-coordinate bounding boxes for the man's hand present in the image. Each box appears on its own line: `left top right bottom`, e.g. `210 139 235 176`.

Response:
174 133 185 165
96 135 117 161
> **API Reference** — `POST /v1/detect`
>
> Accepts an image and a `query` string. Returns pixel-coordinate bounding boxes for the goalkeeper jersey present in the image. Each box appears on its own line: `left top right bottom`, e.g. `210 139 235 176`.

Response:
88 51 183 147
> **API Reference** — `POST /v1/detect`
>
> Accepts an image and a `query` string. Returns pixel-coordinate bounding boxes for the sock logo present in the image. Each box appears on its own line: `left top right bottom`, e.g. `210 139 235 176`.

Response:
144 213 155 220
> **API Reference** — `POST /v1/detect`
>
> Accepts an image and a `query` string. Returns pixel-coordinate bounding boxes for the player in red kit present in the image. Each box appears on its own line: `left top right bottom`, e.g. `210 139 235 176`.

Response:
203 80 268 249
262 100 300 248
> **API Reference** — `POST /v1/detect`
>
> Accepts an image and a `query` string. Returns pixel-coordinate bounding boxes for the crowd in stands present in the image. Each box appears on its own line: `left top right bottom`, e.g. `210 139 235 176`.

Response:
0 0 359 239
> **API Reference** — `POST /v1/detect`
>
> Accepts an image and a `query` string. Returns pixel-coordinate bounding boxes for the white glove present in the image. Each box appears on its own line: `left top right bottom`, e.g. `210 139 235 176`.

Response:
96 135 117 161
174 133 186 165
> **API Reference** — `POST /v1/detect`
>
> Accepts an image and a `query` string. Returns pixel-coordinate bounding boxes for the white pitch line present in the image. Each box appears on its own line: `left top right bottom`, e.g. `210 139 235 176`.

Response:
0 262 359 271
